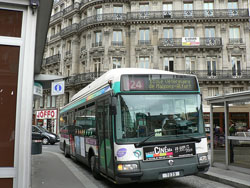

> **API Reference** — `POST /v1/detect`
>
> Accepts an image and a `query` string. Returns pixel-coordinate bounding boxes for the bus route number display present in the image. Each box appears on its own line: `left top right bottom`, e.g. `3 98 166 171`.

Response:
128 79 145 90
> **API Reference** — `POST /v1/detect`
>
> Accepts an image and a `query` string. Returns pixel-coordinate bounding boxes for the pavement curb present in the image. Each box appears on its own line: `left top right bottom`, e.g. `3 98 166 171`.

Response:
197 173 250 188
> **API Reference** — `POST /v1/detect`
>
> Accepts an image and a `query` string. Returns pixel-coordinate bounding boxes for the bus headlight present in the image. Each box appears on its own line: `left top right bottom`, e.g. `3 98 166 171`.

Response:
198 154 209 164
117 164 138 171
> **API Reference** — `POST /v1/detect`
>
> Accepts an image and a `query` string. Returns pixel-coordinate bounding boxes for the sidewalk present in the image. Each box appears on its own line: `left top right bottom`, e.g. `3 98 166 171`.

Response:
198 166 250 188
198 149 250 188
32 147 250 188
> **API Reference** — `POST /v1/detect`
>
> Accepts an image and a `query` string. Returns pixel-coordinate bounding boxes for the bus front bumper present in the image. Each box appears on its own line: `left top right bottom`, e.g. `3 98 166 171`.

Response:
115 157 209 184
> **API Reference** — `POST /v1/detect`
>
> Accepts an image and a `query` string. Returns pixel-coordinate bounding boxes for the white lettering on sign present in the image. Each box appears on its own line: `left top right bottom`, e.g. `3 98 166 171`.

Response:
36 110 57 119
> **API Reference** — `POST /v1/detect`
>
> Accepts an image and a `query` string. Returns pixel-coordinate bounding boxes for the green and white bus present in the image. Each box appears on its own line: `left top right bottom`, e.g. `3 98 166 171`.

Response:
59 68 209 184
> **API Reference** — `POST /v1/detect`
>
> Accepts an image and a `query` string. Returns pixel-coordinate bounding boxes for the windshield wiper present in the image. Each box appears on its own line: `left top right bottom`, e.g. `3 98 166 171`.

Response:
177 135 201 142
135 131 162 148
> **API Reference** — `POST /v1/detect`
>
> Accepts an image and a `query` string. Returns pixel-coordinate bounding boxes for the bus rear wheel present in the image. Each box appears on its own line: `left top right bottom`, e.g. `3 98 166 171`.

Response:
90 156 100 179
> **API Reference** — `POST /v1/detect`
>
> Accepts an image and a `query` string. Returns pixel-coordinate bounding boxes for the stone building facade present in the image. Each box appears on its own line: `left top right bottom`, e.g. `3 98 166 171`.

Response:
34 0 250 130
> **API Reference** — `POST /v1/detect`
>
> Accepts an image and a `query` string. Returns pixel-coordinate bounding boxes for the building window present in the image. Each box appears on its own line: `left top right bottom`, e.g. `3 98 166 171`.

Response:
113 57 121 69
47 95 51 108
184 27 194 37
185 57 195 73
229 27 241 43
139 57 149 68
68 18 72 26
163 3 172 18
184 3 193 17
233 87 244 93
231 56 241 76
205 27 215 38
139 29 150 44
94 31 102 47
93 58 101 77
114 5 123 13
163 28 173 38
228 1 238 16
51 27 55 36
51 96 56 108
139 3 149 18
139 3 149 11
81 36 86 50
207 57 216 76
208 87 219 96
67 40 71 52
163 57 174 72
39 97 44 108
64 92 69 105
112 30 122 46
50 47 54 56
96 7 103 21
204 2 214 17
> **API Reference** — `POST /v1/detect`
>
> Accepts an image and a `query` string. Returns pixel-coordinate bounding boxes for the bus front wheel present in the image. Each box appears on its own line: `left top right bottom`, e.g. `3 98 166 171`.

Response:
64 143 70 158
90 156 100 179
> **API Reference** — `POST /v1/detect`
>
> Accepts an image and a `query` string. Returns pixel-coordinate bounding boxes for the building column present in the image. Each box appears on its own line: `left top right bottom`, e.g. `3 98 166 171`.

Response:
103 28 110 72
125 29 130 67
71 35 80 75
152 27 159 69
130 27 136 67
224 101 229 169
210 104 214 166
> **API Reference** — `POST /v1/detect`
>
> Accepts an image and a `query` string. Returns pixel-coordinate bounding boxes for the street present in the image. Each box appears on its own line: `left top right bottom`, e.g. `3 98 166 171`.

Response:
31 144 234 188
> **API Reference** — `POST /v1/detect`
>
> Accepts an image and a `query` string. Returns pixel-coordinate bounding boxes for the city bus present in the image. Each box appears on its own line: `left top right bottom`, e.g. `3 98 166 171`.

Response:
59 68 209 184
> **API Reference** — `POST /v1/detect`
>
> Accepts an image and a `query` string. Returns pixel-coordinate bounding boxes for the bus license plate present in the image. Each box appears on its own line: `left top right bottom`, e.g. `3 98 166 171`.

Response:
162 171 180 178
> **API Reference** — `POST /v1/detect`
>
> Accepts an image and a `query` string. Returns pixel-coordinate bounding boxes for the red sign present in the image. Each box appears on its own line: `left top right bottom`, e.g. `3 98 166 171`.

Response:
36 110 57 119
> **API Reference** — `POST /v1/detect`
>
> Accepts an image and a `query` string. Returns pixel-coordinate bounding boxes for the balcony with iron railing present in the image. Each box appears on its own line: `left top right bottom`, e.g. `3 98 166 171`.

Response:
79 13 127 31
81 46 86 52
50 32 61 40
65 51 72 56
65 72 105 86
158 37 222 49
92 42 102 47
111 41 124 46
175 70 250 80
127 9 248 21
50 11 63 23
138 40 151 45
65 69 250 87
60 23 78 38
45 54 61 65
228 38 243 44
63 2 80 16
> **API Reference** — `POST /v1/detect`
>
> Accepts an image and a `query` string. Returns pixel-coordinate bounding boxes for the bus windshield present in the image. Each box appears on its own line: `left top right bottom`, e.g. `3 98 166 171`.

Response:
116 94 204 143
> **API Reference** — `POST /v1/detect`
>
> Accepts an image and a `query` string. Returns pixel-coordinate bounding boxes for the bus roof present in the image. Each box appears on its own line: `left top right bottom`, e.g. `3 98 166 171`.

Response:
61 68 198 113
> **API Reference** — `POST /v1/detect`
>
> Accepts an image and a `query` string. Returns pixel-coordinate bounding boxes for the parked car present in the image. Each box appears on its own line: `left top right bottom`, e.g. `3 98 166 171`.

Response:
32 125 60 145
235 132 250 146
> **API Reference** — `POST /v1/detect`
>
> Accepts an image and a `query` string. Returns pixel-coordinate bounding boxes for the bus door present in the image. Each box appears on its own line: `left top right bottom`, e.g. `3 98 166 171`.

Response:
97 98 115 178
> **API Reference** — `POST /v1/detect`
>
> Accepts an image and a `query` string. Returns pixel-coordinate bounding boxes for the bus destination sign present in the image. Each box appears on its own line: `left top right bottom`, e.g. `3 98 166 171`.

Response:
121 75 198 91
148 78 193 91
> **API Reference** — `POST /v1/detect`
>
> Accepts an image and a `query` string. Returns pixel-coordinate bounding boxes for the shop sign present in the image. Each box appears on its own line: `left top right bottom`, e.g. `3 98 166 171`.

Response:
34 82 43 97
36 110 57 119
182 37 200 46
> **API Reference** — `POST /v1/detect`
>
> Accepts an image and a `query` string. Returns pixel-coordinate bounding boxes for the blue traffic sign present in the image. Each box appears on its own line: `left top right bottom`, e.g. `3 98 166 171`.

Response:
54 84 62 92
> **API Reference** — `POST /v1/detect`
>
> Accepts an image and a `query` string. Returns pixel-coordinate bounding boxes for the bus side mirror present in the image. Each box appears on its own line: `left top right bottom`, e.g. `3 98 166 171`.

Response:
110 105 117 115
110 96 117 115
111 96 117 106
